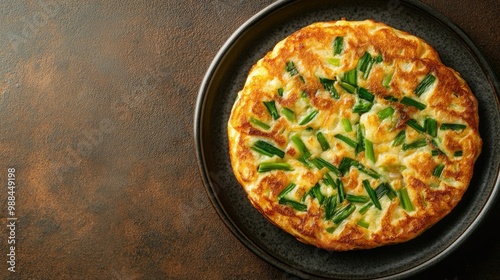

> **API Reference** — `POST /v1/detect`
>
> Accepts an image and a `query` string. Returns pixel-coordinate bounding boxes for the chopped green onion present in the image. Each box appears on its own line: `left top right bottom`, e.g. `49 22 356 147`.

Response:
324 195 337 220
342 118 353 132
299 75 306 83
258 162 293 172
382 72 393 88
301 90 308 98
454 150 463 157
433 164 445 178
363 59 375 79
377 183 397 200
285 61 298 76
334 134 358 149
377 107 395 120
263 100 279 120
364 138 375 163
352 99 373 114
406 119 426 133
277 87 284 97
384 95 399 102
343 69 358 86
316 157 341 176
337 178 346 203
277 183 296 200
338 157 353 175
440 123 466 131
357 219 370 229
402 138 427 151
431 150 442 156
278 197 307 211
425 118 438 137
250 146 273 157
250 117 270 130
297 156 312 169
281 107 295 122
347 194 369 203
357 52 371 72
414 73 436 97
355 124 365 155
252 140 285 158
326 226 336 233
357 87 375 102
328 58 341 66
332 204 356 224
323 172 337 188
308 158 324 170
299 110 319 125
339 157 381 179
339 81 357 93
333 36 344 55
392 130 406 146
400 96 427 110
310 183 325 205
319 77 339 99
363 180 381 210
305 126 314 132
291 134 311 159
359 203 373 214
316 132 330 151
398 188 414 211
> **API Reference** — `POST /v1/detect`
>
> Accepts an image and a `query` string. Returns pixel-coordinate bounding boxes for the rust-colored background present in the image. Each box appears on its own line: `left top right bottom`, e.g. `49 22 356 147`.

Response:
0 1 498 279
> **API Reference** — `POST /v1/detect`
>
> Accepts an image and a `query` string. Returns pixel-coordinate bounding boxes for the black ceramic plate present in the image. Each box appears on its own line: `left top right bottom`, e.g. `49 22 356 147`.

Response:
194 0 500 279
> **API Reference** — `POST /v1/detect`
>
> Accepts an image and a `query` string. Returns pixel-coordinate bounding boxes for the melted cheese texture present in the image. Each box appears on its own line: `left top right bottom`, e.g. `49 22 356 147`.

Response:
227 20 482 250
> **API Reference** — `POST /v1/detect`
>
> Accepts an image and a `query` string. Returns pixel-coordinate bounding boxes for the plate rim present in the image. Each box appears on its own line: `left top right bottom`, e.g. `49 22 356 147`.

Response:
194 0 500 278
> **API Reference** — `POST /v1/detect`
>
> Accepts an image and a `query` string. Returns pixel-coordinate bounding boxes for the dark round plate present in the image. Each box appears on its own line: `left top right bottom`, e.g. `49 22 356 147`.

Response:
194 0 500 279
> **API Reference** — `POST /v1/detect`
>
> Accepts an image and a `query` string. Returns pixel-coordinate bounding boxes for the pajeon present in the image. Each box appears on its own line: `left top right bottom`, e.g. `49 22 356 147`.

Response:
227 20 482 250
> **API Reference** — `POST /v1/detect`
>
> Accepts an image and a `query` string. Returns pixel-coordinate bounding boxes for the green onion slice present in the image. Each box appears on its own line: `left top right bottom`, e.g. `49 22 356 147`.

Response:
355 124 365 155
425 117 438 137
433 164 445 178
328 57 341 66
352 99 373 114
406 119 426 133
333 36 344 55
440 123 466 131
382 72 393 88
414 73 436 97
343 69 358 87
377 107 395 120
357 52 371 72
263 100 279 120
392 130 406 146
324 195 337 220
357 219 370 229
334 134 358 149
251 140 285 158
250 117 270 130
319 77 339 99
398 188 414 211
310 183 325 205
342 118 353 132
364 138 375 163
277 87 284 97
363 180 381 210
316 132 330 151
258 162 293 173
339 81 357 94
454 150 463 157
278 197 307 211
347 194 370 203
299 110 319 125
337 178 346 203
332 204 356 224
291 134 311 159
357 87 375 102
384 95 399 102
402 138 427 151
277 183 296 200
285 61 298 76
400 96 427 110
281 107 295 122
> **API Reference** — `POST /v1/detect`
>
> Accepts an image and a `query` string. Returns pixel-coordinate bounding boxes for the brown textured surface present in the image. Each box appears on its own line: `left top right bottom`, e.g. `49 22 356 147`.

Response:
0 0 498 279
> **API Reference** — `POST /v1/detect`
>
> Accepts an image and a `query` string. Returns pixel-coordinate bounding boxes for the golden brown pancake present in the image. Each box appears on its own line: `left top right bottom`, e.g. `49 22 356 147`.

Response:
227 20 482 250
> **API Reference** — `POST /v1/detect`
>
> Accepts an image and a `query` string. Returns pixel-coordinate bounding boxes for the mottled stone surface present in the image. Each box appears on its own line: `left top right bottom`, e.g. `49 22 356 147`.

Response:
0 0 498 279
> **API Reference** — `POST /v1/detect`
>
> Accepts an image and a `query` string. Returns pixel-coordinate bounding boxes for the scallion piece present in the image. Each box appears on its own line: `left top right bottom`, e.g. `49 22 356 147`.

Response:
328 57 341 66
352 99 373 114
382 72 393 88
342 118 353 132
250 117 270 130
377 107 395 121
333 36 344 55
277 183 296 200
252 140 285 158
347 194 370 203
337 178 345 202
340 157 381 179
357 87 375 102
278 197 307 211
384 95 399 102
277 87 284 97
311 183 325 205
357 219 370 229
285 61 298 76
291 134 311 159
316 132 330 151
258 162 293 173
281 107 295 122
363 180 381 210
398 188 414 211
355 124 365 155
363 59 375 79
339 81 357 94
433 164 445 178
454 150 463 157
402 138 427 151
334 134 358 149
400 96 427 110
414 73 436 97
406 119 426 133
377 183 397 200
263 100 279 120
317 157 341 176
297 156 312 169
392 130 406 146
332 204 356 224
357 52 371 72
359 202 373 214
425 117 438 137
343 69 358 86
319 77 339 99
324 195 337 220
364 138 375 163
299 110 319 125
440 123 466 131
